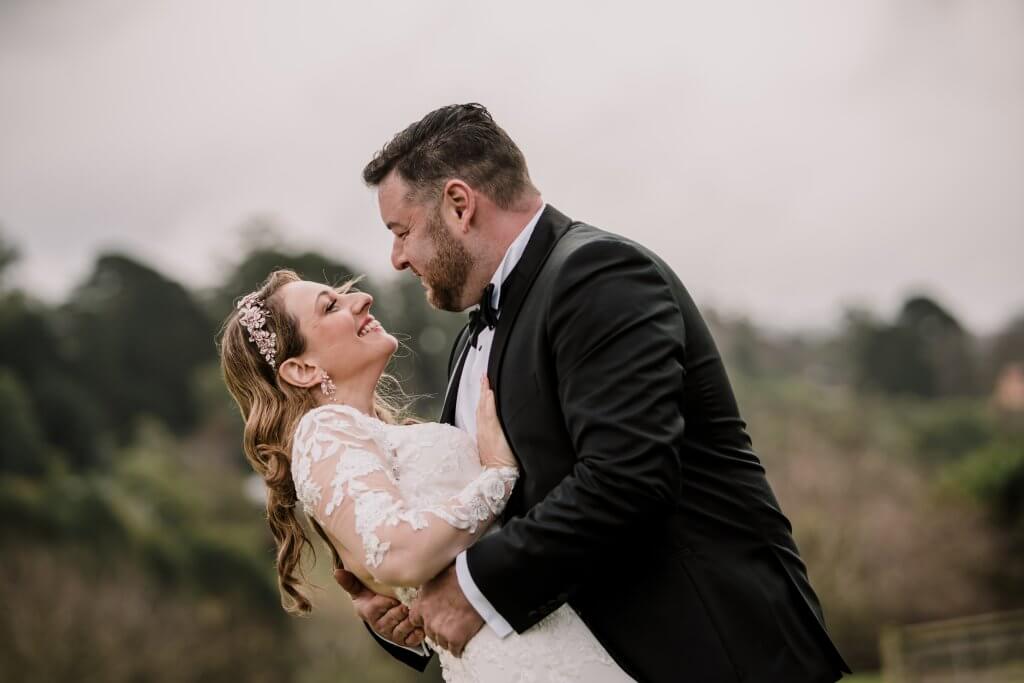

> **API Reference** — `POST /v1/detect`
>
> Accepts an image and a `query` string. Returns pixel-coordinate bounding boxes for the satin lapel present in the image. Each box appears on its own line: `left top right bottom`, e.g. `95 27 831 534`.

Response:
487 205 577 383
440 323 472 425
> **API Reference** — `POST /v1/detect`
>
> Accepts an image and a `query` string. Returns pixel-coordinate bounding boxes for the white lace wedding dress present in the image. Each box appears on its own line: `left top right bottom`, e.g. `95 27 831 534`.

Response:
291 404 634 683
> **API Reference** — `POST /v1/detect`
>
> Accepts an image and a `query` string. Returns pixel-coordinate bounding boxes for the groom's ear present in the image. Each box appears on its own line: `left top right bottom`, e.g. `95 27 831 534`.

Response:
442 179 475 233
278 357 322 390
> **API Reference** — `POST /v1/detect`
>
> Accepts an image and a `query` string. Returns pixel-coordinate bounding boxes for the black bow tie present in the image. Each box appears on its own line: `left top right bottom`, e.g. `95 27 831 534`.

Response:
467 283 499 348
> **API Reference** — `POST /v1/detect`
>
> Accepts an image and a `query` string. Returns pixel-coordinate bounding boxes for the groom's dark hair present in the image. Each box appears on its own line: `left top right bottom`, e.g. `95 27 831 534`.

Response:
362 103 536 209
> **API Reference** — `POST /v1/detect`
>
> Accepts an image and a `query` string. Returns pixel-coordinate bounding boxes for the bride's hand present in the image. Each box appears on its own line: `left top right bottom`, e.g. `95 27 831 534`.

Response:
475 376 517 470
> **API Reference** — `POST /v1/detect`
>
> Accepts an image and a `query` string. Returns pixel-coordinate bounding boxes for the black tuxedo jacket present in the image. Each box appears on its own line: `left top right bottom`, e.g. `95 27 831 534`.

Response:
374 206 850 682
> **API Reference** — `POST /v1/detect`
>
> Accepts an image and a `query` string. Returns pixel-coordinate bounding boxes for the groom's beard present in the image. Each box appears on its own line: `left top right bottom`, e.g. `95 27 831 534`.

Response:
422 207 473 312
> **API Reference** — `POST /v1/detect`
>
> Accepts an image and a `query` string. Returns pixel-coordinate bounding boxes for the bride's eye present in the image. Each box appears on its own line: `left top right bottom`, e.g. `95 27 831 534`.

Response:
325 299 337 313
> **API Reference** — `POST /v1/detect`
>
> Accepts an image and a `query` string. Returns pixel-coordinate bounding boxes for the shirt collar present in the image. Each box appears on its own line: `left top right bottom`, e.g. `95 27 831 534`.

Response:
488 202 546 311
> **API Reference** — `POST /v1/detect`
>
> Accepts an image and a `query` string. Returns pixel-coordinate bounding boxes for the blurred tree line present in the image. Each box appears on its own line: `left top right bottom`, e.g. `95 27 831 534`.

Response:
0 223 1021 678
0 226 457 682
709 295 1024 666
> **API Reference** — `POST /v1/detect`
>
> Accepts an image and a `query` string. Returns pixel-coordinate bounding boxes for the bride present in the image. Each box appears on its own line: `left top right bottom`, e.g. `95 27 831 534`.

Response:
219 269 633 682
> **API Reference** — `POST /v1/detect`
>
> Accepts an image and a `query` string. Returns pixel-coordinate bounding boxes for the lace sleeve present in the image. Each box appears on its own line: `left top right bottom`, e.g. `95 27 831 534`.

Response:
292 405 518 587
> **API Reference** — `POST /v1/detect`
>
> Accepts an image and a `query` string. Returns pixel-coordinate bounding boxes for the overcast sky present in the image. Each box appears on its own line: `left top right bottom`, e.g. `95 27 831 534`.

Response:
1 0 1021 332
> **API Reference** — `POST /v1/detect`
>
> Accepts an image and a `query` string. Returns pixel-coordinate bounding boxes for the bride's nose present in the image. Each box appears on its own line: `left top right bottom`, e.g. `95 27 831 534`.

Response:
352 292 373 314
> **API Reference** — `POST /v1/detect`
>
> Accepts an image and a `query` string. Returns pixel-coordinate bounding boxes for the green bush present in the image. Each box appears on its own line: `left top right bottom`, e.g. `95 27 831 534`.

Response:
0 370 49 476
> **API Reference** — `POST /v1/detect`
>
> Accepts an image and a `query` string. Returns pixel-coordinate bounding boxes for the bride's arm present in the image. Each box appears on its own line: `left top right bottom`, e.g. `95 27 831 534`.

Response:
292 404 518 588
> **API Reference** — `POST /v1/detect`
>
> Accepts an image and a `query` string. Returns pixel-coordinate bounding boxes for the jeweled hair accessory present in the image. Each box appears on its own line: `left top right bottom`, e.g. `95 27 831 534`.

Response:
237 292 278 368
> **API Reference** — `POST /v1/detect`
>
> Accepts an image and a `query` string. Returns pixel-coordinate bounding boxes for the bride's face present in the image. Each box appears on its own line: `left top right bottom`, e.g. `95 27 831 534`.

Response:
278 280 398 384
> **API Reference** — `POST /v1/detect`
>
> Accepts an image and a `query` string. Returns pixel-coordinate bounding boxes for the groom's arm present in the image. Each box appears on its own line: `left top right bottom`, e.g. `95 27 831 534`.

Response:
465 237 687 633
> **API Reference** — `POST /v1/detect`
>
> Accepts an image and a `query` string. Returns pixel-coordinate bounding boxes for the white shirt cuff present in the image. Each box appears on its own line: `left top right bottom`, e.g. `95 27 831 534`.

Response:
379 633 430 657
456 550 514 638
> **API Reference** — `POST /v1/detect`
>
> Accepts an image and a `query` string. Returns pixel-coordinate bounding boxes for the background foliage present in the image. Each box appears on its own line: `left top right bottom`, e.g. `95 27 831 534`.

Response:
1 226 1021 680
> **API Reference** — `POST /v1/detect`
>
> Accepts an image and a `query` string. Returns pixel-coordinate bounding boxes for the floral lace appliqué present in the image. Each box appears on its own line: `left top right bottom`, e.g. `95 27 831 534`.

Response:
291 404 517 570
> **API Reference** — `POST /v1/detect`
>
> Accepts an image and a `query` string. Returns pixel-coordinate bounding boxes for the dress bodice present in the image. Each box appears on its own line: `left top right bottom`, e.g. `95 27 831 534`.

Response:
289 404 632 682
378 418 486 509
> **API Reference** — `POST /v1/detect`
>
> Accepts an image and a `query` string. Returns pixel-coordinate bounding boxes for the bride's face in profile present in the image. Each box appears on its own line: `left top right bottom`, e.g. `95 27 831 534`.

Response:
277 280 398 386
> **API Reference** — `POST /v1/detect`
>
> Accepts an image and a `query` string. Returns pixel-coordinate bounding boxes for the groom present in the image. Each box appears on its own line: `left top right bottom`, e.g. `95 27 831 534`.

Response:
337 103 850 682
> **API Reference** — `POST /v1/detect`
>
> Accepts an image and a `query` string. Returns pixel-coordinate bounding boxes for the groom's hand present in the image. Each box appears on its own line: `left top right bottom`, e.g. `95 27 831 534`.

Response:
410 564 484 658
334 568 425 648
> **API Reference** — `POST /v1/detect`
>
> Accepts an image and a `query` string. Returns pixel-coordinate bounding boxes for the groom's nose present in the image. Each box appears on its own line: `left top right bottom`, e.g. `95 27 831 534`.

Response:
391 238 410 271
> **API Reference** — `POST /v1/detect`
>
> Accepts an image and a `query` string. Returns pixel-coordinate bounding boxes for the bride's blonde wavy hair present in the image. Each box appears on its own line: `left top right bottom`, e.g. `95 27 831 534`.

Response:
218 269 410 614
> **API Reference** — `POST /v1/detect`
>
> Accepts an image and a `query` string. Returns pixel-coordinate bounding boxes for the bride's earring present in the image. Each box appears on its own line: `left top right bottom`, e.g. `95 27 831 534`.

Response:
320 371 336 400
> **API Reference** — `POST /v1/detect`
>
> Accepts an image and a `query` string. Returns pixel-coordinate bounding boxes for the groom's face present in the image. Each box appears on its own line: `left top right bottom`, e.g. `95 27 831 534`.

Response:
379 172 473 311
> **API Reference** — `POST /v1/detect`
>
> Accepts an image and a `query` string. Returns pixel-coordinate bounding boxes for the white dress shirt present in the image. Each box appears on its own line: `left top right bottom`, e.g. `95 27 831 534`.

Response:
452 203 546 639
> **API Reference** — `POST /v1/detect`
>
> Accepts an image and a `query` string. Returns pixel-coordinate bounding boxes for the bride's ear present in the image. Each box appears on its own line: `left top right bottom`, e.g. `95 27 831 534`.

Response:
278 357 321 390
